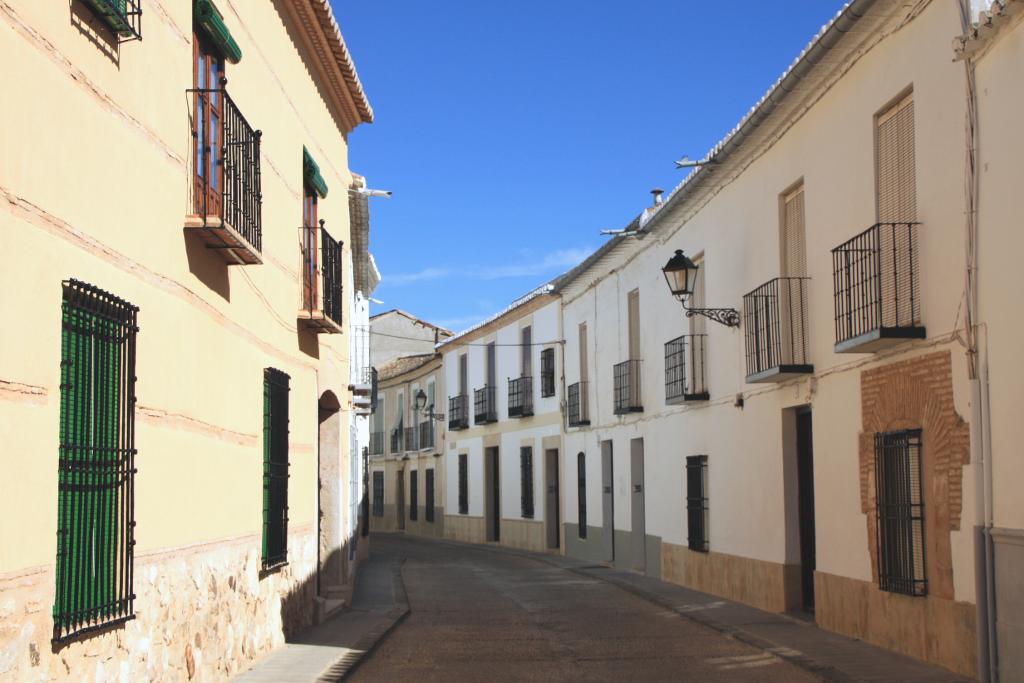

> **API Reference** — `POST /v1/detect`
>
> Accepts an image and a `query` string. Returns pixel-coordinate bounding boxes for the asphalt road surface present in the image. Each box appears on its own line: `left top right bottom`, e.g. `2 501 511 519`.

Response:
349 535 819 682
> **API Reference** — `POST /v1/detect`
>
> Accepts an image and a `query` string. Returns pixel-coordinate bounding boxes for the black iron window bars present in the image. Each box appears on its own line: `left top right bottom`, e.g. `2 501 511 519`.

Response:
520 447 535 518
567 381 589 427
53 280 139 644
613 360 643 414
409 471 418 521
189 82 263 255
474 386 497 424
425 469 436 523
369 431 384 456
262 368 290 571
742 277 812 382
508 376 534 418
664 335 709 403
540 348 556 397
298 222 344 329
832 222 924 352
686 455 709 553
419 420 434 450
404 426 418 452
875 430 927 597
458 454 469 515
448 395 469 431
372 471 384 517
83 0 142 41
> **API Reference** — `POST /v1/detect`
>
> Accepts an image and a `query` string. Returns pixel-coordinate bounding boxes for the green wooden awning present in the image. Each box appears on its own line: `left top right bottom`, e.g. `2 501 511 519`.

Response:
195 0 242 64
82 0 135 39
303 147 329 198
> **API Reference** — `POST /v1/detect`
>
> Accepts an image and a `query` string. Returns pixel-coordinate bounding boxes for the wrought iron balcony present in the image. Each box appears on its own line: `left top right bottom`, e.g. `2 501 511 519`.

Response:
665 334 709 403
390 428 403 455
404 426 418 453
448 395 469 431
743 277 813 383
567 381 590 427
507 376 534 418
474 386 498 424
832 222 924 353
613 360 643 414
186 84 262 265
419 421 434 450
369 431 384 456
297 223 344 333
83 0 142 41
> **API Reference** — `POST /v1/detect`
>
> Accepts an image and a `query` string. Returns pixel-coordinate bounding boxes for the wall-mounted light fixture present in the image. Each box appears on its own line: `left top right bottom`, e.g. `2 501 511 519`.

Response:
662 249 740 328
415 388 445 422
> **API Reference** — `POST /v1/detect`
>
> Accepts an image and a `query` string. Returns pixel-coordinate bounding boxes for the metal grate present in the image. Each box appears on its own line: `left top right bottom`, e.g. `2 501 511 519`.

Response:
320 228 343 325
474 386 497 424
369 431 384 456
567 381 589 427
53 280 139 644
613 360 643 414
419 420 434 450
832 223 922 349
520 447 534 519
742 277 812 380
299 223 343 326
874 430 927 597
372 471 384 517
540 348 556 397
262 368 290 571
448 395 469 430
425 469 435 523
458 454 468 515
404 426 418 452
390 428 403 455
577 453 587 539
409 471 418 521
664 335 709 403
189 86 262 252
508 376 534 418
83 0 142 41
686 455 709 553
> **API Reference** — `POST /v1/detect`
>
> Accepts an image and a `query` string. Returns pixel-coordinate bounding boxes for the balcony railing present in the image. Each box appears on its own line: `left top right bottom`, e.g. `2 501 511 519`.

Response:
567 381 590 427
419 420 434 450
390 428 403 454
742 277 813 383
369 431 384 456
665 334 709 403
832 222 924 353
613 360 643 414
83 0 142 41
297 223 344 333
474 386 498 424
508 376 534 418
404 426 418 452
448 395 469 431
187 84 262 265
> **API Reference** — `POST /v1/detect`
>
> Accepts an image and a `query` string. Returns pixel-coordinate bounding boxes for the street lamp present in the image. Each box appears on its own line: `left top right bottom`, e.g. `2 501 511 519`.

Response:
415 389 444 421
661 249 740 328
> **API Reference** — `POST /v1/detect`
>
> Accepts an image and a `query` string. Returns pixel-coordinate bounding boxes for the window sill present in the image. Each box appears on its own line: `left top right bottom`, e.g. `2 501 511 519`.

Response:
184 214 262 265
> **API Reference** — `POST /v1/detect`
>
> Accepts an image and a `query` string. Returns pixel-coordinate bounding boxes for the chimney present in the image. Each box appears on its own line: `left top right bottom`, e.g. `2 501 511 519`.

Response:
651 188 664 206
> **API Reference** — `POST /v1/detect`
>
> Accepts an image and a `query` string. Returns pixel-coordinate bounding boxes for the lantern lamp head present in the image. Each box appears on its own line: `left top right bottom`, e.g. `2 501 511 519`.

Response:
662 249 699 302
414 388 427 412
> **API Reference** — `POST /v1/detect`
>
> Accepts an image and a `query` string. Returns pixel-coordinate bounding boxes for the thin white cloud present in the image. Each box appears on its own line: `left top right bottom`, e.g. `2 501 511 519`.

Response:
383 267 451 286
381 246 595 287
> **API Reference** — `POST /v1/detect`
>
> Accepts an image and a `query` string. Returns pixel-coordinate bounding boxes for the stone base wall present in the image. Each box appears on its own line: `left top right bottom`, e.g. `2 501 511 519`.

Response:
661 541 798 613
499 519 544 552
815 570 977 677
444 515 485 544
0 528 317 682
404 507 445 539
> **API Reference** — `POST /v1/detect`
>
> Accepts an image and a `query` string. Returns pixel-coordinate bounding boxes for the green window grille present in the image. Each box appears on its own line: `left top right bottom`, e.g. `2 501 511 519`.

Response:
520 447 534 519
262 368 290 570
82 0 142 42
53 280 138 643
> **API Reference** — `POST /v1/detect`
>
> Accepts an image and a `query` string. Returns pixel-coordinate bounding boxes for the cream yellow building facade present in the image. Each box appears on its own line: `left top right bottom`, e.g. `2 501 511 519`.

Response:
0 0 373 680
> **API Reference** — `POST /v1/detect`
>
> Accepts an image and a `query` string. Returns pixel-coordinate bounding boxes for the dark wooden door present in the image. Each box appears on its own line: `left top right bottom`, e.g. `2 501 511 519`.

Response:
797 409 816 611
193 34 224 218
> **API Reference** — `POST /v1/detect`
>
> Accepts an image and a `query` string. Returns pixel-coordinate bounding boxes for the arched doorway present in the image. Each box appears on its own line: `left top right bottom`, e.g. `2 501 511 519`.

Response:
318 390 345 597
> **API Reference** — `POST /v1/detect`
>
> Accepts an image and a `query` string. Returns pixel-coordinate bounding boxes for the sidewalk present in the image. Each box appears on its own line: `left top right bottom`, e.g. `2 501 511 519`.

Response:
432 536 973 683
233 554 409 683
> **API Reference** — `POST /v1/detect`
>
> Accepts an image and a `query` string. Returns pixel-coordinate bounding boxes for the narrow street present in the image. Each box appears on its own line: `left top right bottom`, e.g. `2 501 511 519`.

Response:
349 535 818 682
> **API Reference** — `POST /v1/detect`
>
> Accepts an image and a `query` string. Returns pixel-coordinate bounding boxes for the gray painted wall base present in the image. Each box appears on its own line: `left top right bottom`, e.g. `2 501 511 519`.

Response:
993 527 1024 681
563 524 661 578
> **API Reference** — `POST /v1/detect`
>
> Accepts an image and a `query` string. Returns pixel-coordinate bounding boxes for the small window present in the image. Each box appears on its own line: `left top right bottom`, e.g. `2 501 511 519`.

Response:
372 471 384 517
193 32 226 218
425 469 436 523
301 185 318 311
540 348 555 397
875 430 926 596
53 280 139 644
520 447 534 519
577 453 587 539
686 455 709 552
409 470 418 521
262 368 290 571
458 453 469 515
521 326 532 376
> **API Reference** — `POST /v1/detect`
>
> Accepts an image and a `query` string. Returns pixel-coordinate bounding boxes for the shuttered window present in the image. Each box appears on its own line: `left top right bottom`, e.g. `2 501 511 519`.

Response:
540 348 555 397
521 326 532 376
578 323 589 382
577 453 587 539
425 469 435 523
520 447 534 518
54 280 138 643
627 290 641 360
458 453 469 515
875 430 927 596
409 470 418 521
262 368 290 570
690 259 706 336
372 471 384 517
686 455 709 552
876 93 917 223
781 184 807 277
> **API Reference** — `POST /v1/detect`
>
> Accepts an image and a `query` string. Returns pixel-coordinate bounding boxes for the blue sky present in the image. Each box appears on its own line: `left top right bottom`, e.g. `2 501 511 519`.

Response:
331 1 848 332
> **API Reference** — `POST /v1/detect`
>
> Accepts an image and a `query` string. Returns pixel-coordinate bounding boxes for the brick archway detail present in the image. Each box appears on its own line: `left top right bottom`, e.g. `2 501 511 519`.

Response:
858 350 970 600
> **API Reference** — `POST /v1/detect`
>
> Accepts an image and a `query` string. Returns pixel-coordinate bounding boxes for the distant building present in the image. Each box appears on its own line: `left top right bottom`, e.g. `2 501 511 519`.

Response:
370 309 452 367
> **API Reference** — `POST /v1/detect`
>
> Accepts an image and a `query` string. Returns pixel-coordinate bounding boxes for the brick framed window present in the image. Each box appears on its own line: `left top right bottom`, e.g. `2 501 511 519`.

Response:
520 447 534 519
262 368 290 571
372 471 384 517
686 455 709 552
409 470 418 521
458 453 469 515
53 280 139 644
875 429 927 596
577 453 587 539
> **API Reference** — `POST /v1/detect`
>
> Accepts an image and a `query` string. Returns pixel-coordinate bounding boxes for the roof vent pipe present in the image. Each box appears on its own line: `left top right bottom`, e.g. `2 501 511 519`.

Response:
651 188 664 206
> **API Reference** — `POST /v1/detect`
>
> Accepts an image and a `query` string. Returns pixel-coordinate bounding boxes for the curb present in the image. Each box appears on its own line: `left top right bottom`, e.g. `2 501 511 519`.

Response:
315 559 411 682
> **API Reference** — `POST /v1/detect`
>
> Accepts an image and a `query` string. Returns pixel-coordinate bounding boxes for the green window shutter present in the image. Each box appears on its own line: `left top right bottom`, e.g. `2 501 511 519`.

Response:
195 0 242 64
262 368 290 570
82 0 138 39
303 147 329 198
